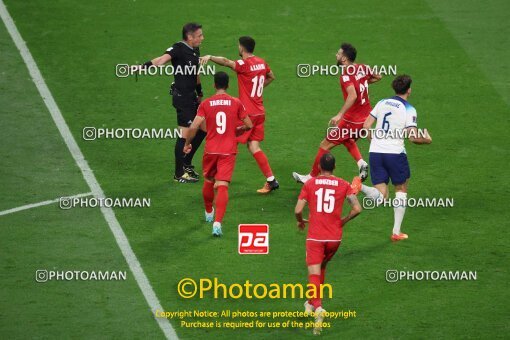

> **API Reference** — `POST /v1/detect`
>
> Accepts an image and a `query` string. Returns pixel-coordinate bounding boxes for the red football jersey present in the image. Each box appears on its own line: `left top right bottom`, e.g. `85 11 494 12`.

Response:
340 64 373 123
234 56 271 116
298 175 354 241
197 93 247 155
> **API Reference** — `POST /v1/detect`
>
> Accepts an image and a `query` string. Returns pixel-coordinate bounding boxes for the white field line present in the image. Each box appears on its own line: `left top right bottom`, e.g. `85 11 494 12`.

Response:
0 192 92 217
0 2 177 339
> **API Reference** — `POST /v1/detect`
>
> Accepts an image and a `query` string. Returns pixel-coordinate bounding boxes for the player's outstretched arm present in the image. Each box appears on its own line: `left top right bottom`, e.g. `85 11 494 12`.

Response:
200 55 236 70
150 53 172 66
183 116 205 154
341 195 362 226
407 127 432 144
294 199 308 230
264 71 275 87
330 85 357 126
132 54 172 73
368 73 382 84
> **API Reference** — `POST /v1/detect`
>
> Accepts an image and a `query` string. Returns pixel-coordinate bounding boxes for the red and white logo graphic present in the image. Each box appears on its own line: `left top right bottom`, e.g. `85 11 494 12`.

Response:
238 224 269 254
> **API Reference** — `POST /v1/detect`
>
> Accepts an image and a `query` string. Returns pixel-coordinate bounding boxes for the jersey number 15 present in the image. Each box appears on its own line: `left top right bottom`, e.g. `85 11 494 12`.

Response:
315 188 335 213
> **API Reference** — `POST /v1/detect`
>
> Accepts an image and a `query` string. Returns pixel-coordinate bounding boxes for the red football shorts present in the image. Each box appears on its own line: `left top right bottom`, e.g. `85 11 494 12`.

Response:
305 240 341 266
202 153 237 182
237 114 265 143
326 119 364 145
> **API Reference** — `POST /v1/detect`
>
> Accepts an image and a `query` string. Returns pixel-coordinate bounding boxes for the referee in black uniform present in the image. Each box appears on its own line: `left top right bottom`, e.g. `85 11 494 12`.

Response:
139 23 206 183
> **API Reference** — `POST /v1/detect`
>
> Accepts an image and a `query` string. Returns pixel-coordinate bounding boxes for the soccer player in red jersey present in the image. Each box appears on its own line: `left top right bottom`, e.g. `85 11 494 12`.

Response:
293 43 382 184
200 36 279 194
184 72 253 236
294 153 361 335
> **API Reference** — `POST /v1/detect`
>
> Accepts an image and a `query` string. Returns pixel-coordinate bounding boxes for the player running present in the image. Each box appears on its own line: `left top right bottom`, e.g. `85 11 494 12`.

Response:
351 75 432 241
200 36 279 194
184 72 253 236
294 153 361 335
293 43 382 184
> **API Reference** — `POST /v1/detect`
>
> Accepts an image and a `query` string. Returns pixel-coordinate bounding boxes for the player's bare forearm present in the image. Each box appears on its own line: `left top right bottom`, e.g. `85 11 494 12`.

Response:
294 200 306 221
341 195 362 226
295 211 304 222
363 115 376 140
408 127 432 144
242 116 253 130
368 74 382 84
264 72 275 87
363 115 376 130
185 117 204 146
151 54 172 66
339 93 357 115
330 86 357 125
294 200 308 230
208 56 236 69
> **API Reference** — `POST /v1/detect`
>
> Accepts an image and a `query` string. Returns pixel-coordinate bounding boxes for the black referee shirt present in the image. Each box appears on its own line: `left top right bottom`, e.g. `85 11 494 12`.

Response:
165 41 200 95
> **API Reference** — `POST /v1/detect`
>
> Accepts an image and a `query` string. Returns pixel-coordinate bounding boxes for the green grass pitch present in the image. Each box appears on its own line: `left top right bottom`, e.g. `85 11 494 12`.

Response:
0 0 508 338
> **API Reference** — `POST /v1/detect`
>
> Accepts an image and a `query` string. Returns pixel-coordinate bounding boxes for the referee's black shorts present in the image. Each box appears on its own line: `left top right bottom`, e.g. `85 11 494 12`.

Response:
172 91 199 127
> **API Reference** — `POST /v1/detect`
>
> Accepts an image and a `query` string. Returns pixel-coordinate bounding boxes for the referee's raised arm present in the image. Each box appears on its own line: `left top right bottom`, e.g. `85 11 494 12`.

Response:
136 23 207 183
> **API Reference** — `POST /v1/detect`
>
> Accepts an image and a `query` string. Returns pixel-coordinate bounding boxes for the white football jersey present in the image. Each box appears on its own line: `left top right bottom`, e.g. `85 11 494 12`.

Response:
369 96 418 154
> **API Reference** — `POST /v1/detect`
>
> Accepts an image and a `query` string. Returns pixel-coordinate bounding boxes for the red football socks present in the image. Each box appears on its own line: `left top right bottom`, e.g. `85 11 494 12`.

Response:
343 139 362 162
215 185 229 223
310 148 329 177
202 180 215 213
253 150 273 178
308 274 322 309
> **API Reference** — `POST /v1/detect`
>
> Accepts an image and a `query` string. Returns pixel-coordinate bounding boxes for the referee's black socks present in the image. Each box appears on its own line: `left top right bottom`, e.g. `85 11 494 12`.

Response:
174 137 186 177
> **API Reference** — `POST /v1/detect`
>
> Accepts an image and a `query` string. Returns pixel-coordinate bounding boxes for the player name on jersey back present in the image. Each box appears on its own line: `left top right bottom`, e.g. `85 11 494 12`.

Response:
314 178 339 186
209 99 231 106
249 64 266 71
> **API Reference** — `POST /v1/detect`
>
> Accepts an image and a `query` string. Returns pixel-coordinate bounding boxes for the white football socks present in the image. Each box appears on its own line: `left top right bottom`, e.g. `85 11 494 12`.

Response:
357 159 367 168
393 192 407 235
267 176 275 182
361 184 383 206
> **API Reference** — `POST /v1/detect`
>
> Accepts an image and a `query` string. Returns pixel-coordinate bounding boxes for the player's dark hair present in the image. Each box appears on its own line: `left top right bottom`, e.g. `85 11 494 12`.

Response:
214 71 229 90
341 43 357 62
182 22 202 40
392 75 412 95
239 36 256 53
320 153 335 172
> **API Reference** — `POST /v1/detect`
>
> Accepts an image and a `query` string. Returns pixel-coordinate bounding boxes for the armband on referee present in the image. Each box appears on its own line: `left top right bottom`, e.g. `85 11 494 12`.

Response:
196 83 203 97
